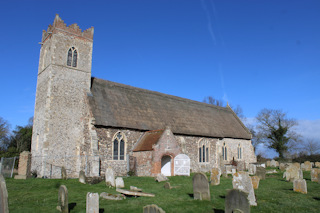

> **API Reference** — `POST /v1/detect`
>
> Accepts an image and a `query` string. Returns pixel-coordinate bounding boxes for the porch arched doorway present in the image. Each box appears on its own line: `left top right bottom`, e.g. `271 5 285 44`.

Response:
161 155 172 176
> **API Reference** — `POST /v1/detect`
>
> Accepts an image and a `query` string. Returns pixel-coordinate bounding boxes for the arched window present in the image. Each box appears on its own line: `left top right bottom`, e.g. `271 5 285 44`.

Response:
222 142 227 161
67 47 77 67
112 132 126 160
237 143 242 160
198 139 209 163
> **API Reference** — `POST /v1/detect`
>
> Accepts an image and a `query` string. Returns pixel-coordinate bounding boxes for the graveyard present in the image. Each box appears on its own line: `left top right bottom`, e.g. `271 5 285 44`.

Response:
3 168 320 213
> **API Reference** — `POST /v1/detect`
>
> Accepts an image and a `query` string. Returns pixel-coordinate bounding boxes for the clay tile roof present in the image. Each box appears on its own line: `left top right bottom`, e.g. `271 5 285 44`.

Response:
88 78 251 140
133 129 164 152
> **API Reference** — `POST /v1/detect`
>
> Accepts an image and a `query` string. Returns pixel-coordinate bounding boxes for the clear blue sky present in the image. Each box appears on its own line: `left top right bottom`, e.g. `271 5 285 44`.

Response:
1 0 319 157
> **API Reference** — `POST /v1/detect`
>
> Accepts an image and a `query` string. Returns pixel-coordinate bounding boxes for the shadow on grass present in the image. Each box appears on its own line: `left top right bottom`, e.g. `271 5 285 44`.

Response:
219 195 225 199
188 193 194 198
99 209 105 213
213 208 224 213
313 197 320 201
69 203 76 211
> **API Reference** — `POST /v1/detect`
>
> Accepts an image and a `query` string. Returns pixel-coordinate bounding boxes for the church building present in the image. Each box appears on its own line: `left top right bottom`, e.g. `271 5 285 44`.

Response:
31 15 256 178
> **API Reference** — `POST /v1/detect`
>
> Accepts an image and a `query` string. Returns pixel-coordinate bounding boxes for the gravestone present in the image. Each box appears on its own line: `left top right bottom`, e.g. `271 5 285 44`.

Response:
105 167 115 187
266 161 271 167
300 163 305 171
256 167 266 180
155 173 168 182
143 204 166 213
164 182 172 189
0 174 9 213
174 154 190 176
248 164 256 175
283 164 303 182
292 162 300 169
279 163 290 171
237 161 246 171
79 170 86 184
129 156 137 176
86 192 99 213
270 160 278 168
311 168 320 182
57 185 68 213
232 171 256 206
130 186 142 192
193 172 210 201
315 162 320 168
115 177 125 188
61 167 67 180
210 167 221 185
293 179 307 194
14 151 32 179
304 161 312 171
250 176 260 189
225 189 250 213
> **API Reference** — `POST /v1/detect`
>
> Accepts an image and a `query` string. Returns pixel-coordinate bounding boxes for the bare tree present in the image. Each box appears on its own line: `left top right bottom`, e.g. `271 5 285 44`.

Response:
303 138 320 155
256 108 300 158
203 96 224 107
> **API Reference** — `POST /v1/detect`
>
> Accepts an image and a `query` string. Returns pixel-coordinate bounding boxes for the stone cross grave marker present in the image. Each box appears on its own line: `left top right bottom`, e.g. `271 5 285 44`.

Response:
256 167 266 180
193 172 210 201
79 170 86 184
61 167 67 180
225 189 250 213
143 204 166 213
210 167 221 186
0 174 9 213
86 192 99 213
57 185 68 213
232 171 256 206
105 167 115 187
174 154 190 176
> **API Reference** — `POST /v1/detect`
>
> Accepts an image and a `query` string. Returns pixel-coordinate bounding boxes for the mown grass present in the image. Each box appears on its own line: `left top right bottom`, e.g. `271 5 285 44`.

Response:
5 170 320 213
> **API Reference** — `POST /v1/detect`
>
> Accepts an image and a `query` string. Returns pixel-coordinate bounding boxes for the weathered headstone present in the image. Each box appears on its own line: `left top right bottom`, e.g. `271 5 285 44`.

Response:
100 192 125 200
250 176 260 189
311 168 320 182
232 171 256 206
279 163 290 171
0 174 9 213
143 204 166 213
292 162 300 169
270 160 278 168
130 186 142 192
155 173 168 182
210 167 221 185
61 167 67 180
293 179 307 194
193 172 210 201
79 170 86 184
86 192 99 213
115 177 125 188
304 161 312 171
225 189 250 213
237 161 246 171
315 162 320 168
256 167 266 180
283 164 303 182
105 167 115 187
266 160 271 167
248 164 256 175
57 185 68 213
164 182 172 189
14 151 32 179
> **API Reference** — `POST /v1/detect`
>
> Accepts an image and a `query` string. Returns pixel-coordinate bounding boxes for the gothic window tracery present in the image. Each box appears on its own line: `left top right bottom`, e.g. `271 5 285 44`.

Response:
112 132 126 160
67 47 77 67
198 139 209 163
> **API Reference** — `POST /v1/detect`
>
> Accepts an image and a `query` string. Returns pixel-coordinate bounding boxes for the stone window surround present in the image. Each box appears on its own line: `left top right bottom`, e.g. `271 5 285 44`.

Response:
198 138 210 163
222 142 228 161
111 131 127 161
237 143 242 160
66 46 78 68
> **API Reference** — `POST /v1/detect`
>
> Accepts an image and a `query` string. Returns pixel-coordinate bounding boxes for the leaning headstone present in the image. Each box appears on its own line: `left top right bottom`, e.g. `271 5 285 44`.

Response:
193 172 210 201
105 167 115 187
266 160 271 167
155 173 168 182
115 177 125 188
86 192 99 213
304 161 312 171
225 189 250 213
250 176 260 189
61 167 67 180
256 167 266 180
143 204 166 213
79 170 86 184
57 185 68 213
210 167 221 185
283 165 303 182
315 162 320 168
293 179 307 194
311 168 320 182
14 151 32 179
232 171 256 206
0 174 9 213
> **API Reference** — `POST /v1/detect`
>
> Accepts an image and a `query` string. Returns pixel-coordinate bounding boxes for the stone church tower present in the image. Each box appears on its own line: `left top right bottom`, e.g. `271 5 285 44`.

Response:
31 15 95 178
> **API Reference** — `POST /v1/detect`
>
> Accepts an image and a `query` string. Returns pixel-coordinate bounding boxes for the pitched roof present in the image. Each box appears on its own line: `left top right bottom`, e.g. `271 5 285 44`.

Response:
132 129 164 152
88 78 251 139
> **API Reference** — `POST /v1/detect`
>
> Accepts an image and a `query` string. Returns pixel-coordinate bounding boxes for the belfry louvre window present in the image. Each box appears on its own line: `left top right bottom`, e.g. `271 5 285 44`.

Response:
198 139 209 163
113 132 126 160
67 47 77 67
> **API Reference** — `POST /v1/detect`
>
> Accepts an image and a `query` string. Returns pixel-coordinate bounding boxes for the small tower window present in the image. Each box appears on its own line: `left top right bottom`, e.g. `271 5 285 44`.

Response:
67 47 77 67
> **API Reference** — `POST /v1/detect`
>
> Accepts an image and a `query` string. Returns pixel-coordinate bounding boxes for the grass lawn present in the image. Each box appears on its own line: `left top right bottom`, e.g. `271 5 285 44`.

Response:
5 170 320 213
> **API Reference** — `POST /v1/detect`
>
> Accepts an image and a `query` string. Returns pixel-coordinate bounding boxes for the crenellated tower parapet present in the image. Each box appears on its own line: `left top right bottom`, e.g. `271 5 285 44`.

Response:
41 14 94 43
